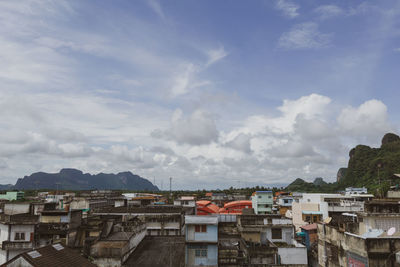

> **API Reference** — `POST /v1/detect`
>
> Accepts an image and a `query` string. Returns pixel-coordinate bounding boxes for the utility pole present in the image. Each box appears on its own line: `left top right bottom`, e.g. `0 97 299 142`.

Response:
378 163 382 198
169 177 172 198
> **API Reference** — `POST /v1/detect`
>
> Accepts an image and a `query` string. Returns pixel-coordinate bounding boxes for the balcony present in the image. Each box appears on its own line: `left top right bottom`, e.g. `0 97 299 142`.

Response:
327 202 364 212
37 223 69 234
0 214 39 225
2 241 33 250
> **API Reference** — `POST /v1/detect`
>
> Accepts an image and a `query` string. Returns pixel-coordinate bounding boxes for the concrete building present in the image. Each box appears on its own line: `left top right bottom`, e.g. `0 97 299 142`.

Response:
93 205 192 236
237 214 307 266
89 219 146 267
317 198 400 267
36 209 82 247
185 215 218 267
276 195 294 216
0 192 24 201
174 196 196 207
251 191 273 215
291 193 373 230
0 211 38 264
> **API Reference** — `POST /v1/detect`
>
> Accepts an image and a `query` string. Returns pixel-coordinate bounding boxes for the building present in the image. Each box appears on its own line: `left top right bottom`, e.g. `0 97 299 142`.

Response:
185 215 218 267
89 217 146 267
299 223 317 250
291 193 373 230
317 198 400 267
251 191 273 215
0 203 39 264
0 192 24 201
1 243 96 267
276 195 294 216
36 209 82 247
237 214 307 266
93 205 192 236
174 196 196 207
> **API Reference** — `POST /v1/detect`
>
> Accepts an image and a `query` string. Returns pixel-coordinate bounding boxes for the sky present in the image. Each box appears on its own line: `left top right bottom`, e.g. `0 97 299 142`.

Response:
1 0 400 189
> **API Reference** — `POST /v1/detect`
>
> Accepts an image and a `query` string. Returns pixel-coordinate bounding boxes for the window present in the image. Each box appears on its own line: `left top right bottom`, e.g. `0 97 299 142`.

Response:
271 228 282 239
14 232 25 241
194 245 207 257
194 225 207 232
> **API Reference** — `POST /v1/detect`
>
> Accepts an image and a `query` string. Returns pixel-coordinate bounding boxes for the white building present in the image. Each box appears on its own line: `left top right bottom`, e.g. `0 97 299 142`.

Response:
292 193 373 230
174 196 196 207
0 204 39 264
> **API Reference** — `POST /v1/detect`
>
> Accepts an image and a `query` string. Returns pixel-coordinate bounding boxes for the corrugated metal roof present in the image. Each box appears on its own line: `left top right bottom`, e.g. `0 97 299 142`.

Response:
185 215 218 225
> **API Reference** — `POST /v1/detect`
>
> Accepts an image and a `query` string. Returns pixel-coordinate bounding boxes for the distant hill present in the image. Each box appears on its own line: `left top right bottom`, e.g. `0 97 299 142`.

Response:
0 184 14 191
13 168 159 191
313 177 327 186
285 177 336 193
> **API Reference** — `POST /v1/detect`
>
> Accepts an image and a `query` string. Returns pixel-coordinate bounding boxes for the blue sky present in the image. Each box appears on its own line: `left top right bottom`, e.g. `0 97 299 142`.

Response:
0 0 400 189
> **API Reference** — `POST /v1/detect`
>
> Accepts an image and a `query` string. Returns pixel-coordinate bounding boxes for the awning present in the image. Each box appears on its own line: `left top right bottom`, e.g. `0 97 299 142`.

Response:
302 211 322 215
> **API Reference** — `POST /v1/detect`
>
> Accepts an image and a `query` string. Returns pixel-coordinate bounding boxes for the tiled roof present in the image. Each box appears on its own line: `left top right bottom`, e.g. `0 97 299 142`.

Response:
3 244 96 267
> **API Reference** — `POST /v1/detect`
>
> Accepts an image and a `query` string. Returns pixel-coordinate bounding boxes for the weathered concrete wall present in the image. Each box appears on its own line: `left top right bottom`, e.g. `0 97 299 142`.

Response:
92 258 121 267
278 247 307 265
292 202 319 230
4 204 30 215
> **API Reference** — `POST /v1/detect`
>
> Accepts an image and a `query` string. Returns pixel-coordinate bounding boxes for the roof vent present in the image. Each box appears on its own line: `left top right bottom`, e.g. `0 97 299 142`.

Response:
52 243 64 250
27 251 42 258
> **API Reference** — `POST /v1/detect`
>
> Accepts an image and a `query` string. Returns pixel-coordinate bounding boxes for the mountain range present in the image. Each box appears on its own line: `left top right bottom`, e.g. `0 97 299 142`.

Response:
3 169 159 191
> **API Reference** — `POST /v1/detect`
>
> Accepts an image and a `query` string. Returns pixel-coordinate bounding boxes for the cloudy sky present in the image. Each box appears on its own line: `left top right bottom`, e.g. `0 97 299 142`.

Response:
1 0 400 189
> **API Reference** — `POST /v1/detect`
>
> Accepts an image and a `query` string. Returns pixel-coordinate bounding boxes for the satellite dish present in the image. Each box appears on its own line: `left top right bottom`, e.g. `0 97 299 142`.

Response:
324 217 332 224
388 227 396 236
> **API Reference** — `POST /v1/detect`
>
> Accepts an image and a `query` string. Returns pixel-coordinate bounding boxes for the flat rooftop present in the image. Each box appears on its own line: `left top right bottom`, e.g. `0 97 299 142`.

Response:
125 236 185 267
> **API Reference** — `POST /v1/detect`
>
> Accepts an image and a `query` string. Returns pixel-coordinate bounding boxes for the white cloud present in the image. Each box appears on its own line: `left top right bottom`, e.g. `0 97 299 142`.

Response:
275 0 300 18
314 5 344 20
170 63 196 97
278 22 332 49
225 133 252 154
152 109 219 146
206 46 228 66
337 99 392 141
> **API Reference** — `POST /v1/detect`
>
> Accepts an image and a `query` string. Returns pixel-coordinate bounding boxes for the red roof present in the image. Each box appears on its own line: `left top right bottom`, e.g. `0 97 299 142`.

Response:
300 223 317 231
196 200 219 215
223 200 252 209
